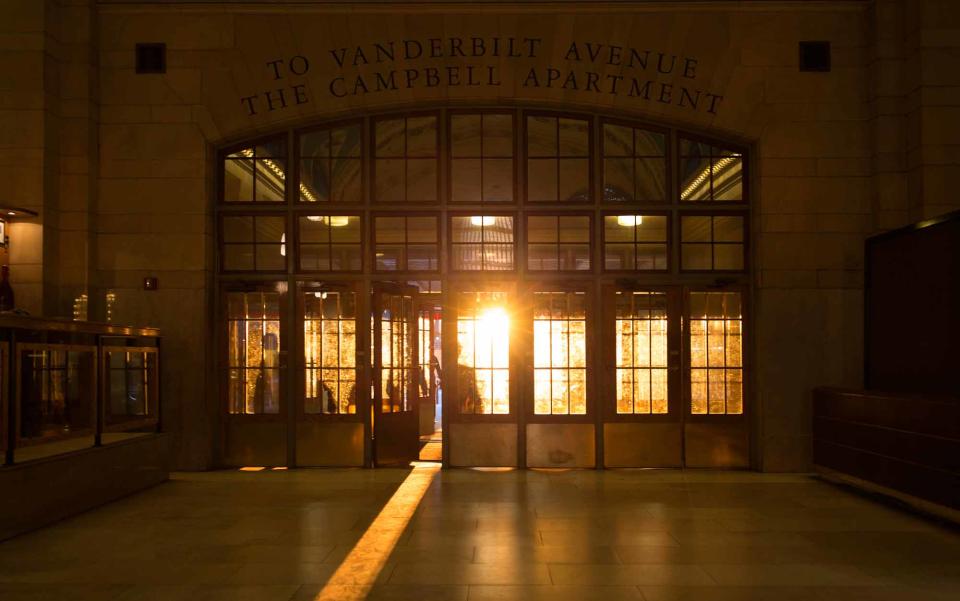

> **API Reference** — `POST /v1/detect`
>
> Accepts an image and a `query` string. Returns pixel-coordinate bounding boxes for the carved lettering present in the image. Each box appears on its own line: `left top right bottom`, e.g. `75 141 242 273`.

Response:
244 40 725 117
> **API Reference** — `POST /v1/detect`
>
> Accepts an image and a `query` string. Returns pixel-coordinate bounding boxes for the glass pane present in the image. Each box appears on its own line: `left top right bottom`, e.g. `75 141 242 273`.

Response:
331 158 361 202
456 292 510 415
636 216 667 242
714 216 744 242
603 124 633 157
559 244 591 271
558 216 589 242
682 244 711 270
527 158 557 201
713 157 743 200
254 159 285 201
299 216 329 243
451 114 482 157
484 114 513 156
604 244 634 270
528 244 557 271
635 158 667 202
681 216 711 242
300 244 330 271
375 119 404 156
375 159 405 202
680 156 711 201
255 244 284 271
300 129 330 158
255 139 286 158
407 216 437 243
329 216 359 243
483 158 513 202
407 116 437 156
527 116 556 156
223 159 254 201
604 158 634 202
635 129 666 156
558 158 589 201
300 159 329 202
407 245 438 271
451 159 482 203
407 159 438 201
376 216 405 243
527 216 558 243
331 245 362 271
714 244 744 270
222 217 254 243
304 291 357 414
376 245 403 271
227 292 282 415
332 124 362 157
255 217 285 243
533 292 587 415
636 244 667 270
558 118 589 156
604 216 634 243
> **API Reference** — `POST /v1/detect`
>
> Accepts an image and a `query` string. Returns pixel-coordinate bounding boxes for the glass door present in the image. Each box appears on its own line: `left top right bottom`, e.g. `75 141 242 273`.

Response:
445 284 517 467
295 282 365 467
601 286 683 467
372 283 419 466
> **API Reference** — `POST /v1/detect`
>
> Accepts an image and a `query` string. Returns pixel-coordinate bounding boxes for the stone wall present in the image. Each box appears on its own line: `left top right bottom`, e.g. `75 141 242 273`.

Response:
3 0 959 471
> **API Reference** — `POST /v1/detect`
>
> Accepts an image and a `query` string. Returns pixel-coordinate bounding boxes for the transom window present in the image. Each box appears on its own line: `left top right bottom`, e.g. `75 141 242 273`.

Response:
526 115 591 202
527 215 591 271
374 115 439 202
217 109 749 277
602 122 667 203
298 215 362 272
450 113 515 203
374 215 439 272
299 123 362 203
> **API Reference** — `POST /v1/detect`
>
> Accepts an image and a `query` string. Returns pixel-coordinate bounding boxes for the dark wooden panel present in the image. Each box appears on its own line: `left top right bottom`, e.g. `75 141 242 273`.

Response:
813 387 959 509
814 439 958 509
0 434 169 541
684 421 749 468
865 210 960 397
814 388 959 439
814 417 959 472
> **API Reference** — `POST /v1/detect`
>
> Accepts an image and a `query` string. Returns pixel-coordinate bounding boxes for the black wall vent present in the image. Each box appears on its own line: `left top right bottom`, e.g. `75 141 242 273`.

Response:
136 43 166 74
799 41 831 72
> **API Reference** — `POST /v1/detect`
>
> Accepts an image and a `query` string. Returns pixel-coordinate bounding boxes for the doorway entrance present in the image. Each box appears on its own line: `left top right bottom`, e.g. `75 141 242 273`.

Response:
417 300 443 462
215 106 752 470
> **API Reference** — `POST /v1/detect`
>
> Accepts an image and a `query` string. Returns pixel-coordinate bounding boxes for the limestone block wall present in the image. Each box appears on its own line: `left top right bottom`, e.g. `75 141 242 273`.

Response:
2 0 958 471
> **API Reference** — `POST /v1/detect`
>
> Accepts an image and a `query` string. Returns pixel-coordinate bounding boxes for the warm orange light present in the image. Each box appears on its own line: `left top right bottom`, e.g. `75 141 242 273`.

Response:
239 466 265 472
617 215 643 227
470 215 496 227
312 463 440 600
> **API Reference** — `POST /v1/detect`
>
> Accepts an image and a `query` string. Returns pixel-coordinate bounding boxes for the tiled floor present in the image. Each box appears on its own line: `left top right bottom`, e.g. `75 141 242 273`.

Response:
1 467 958 600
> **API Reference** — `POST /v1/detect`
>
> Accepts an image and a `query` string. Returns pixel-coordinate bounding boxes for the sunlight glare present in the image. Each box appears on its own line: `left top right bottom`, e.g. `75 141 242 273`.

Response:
311 462 440 600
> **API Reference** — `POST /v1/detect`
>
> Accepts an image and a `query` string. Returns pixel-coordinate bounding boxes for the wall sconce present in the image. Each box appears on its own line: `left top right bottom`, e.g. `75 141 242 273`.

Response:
0 207 38 249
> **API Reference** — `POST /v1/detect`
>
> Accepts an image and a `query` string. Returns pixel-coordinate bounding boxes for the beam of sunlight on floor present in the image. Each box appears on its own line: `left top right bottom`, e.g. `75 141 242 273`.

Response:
312 462 440 601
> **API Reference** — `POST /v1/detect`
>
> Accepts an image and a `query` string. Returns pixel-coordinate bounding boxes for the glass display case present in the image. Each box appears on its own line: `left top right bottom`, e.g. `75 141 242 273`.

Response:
0 316 161 465
102 346 159 441
17 345 97 458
